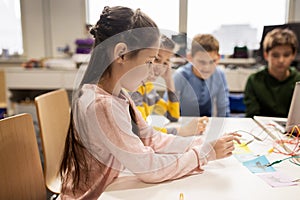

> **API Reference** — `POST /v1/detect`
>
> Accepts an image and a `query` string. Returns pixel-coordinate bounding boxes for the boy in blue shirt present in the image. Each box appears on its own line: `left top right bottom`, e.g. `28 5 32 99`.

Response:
170 34 230 117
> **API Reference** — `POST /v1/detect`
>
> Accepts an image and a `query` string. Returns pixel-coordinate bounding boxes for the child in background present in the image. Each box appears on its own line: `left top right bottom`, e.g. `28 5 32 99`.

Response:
170 34 230 117
130 35 208 136
244 28 300 118
59 6 240 199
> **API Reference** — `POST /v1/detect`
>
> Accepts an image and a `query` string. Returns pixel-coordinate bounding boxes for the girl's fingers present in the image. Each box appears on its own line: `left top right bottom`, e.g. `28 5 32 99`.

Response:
198 116 209 124
227 132 242 137
233 136 241 144
224 132 242 144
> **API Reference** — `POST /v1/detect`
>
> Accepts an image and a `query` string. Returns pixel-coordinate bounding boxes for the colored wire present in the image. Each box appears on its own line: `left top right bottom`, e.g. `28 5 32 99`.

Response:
265 155 300 167
235 129 267 142
263 124 300 156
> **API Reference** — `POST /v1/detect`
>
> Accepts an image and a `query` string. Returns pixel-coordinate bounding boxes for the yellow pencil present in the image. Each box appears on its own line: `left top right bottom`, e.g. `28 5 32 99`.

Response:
179 193 184 200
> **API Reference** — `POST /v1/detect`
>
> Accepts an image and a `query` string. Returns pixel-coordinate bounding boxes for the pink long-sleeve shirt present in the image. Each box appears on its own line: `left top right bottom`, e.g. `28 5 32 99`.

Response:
59 84 215 199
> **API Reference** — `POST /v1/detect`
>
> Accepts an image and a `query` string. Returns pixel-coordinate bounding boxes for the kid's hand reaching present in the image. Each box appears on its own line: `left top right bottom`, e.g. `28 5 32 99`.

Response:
211 132 241 159
177 116 209 137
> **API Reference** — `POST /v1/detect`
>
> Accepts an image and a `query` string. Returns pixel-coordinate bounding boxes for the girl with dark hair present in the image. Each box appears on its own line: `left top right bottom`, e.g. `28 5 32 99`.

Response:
59 6 240 199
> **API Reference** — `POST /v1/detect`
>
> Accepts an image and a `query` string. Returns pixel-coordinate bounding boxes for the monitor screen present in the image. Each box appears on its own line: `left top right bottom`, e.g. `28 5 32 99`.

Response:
286 81 300 133
172 33 187 57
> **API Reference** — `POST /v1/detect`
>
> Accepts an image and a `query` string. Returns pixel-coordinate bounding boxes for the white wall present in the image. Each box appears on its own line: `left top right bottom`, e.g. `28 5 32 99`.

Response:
49 0 86 58
21 0 86 58
21 0 45 58
292 0 300 22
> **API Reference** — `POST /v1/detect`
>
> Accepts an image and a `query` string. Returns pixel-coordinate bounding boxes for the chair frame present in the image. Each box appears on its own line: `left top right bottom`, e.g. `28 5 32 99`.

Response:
35 88 70 194
0 113 46 199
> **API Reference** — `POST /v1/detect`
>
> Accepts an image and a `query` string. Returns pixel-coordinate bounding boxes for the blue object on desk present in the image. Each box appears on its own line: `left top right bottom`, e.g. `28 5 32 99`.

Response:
242 155 276 173
229 93 246 113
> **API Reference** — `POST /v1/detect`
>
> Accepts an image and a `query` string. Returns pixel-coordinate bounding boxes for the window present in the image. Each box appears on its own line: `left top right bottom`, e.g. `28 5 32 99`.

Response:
187 0 288 55
86 0 179 37
86 0 288 55
0 0 23 56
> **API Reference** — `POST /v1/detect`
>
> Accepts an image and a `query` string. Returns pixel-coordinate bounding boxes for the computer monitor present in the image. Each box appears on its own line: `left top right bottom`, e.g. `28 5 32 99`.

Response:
258 23 300 69
286 81 300 133
172 33 187 57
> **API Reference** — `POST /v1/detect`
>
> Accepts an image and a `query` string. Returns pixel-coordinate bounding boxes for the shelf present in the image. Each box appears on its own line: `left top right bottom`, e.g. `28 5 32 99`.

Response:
4 67 79 90
219 58 256 65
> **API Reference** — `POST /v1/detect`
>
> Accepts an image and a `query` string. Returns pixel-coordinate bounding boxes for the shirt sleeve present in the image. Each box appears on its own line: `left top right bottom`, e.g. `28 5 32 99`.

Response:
130 87 149 120
215 70 230 117
131 83 179 132
173 70 185 101
154 90 180 122
244 75 260 117
153 126 178 135
87 97 215 183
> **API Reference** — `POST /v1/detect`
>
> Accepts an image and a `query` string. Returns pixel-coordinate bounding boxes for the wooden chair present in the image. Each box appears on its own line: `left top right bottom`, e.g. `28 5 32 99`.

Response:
35 88 70 194
0 113 46 199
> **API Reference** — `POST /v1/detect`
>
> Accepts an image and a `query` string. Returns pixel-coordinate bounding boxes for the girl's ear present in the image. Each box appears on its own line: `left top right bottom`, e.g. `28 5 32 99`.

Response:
114 43 128 63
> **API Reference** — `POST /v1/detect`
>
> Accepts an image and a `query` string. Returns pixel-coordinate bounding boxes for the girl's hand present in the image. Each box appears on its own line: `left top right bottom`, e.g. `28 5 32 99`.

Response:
178 116 209 137
212 132 241 159
160 64 173 82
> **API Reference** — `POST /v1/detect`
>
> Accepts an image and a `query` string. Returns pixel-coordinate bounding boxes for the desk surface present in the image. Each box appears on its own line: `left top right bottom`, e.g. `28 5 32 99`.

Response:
99 117 300 200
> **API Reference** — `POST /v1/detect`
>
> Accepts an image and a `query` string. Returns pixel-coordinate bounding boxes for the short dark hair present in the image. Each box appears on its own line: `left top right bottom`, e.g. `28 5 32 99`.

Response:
263 28 298 54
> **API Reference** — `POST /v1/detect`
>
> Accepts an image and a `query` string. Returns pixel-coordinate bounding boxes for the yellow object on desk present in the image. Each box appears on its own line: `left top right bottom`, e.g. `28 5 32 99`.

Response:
233 142 252 154
179 193 184 200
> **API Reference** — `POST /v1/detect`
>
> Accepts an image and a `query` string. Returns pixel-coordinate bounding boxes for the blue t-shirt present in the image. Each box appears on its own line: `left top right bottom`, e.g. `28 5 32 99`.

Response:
167 63 230 117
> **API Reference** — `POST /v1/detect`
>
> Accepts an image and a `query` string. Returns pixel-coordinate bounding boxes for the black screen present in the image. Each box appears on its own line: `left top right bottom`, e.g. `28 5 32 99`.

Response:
258 23 300 70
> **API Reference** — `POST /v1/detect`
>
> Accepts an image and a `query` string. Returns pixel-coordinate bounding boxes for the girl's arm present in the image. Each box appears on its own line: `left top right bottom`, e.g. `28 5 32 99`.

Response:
86 98 215 183
215 70 230 117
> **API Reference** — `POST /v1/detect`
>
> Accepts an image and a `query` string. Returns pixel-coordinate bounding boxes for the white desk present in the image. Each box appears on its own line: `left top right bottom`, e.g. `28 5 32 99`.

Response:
99 117 300 200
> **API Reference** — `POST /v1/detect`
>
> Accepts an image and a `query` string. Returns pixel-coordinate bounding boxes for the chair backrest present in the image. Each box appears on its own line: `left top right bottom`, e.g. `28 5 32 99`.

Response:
0 113 46 199
35 88 70 194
